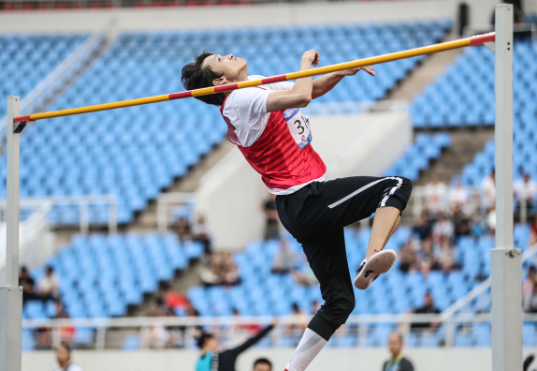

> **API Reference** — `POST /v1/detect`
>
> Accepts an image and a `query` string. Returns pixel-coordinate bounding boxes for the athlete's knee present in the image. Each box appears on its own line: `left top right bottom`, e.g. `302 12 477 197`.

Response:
339 295 356 318
326 293 355 324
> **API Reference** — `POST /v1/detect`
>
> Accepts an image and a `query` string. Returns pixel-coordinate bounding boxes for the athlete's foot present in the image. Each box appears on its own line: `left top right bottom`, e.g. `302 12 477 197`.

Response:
354 249 396 290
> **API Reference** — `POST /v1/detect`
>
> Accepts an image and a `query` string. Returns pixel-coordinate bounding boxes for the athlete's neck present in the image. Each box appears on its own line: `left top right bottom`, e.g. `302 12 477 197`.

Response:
222 71 249 96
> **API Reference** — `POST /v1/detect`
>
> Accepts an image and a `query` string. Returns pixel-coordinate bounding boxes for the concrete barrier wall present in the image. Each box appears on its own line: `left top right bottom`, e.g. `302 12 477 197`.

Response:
21 348 537 371
0 0 500 34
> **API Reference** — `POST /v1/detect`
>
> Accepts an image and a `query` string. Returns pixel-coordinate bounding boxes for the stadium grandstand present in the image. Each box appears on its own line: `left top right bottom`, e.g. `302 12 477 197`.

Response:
1 1 537 371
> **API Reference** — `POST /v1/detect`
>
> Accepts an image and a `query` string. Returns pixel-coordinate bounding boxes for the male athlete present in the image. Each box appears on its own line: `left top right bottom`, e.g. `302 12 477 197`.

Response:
182 50 412 371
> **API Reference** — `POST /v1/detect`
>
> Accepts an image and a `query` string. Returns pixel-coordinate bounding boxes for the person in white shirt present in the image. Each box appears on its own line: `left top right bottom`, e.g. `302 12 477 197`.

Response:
55 342 83 371
481 169 496 209
432 213 454 243
447 180 468 208
38 266 60 303
514 173 537 214
424 175 447 216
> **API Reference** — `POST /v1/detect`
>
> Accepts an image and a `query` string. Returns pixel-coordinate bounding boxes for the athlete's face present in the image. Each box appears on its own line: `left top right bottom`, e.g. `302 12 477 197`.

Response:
203 53 248 86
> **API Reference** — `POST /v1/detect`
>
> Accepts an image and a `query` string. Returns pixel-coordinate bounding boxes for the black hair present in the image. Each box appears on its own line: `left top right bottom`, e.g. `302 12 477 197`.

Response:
181 50 225 106
254 358 273 370
197 332 214 349
529 265 536 272
57 341 72 353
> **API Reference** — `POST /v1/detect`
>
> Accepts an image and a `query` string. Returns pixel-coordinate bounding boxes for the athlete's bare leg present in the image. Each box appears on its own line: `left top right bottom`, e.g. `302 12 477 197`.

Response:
364 206 401 259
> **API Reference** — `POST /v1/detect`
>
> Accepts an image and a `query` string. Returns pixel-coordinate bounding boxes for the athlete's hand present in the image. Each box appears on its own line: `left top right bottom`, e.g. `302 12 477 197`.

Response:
337 60 376 76
302 50 320 67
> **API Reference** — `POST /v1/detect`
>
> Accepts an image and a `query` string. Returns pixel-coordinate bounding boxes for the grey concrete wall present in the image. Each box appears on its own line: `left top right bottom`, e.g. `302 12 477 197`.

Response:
0 0 508 34
21 347 537 371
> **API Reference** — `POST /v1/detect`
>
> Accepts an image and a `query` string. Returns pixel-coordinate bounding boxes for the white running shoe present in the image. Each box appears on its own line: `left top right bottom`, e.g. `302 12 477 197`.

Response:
354 249 397 290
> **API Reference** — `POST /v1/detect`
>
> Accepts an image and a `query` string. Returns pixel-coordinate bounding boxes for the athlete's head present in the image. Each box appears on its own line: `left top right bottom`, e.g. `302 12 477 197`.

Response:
253 358 273 371
181 50 247 106
197 332 219 351
388 333 403 357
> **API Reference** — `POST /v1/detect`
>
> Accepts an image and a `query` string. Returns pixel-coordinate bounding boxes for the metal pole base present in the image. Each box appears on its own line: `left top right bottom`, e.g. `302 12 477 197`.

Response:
0 287 23 371
491 249 522 371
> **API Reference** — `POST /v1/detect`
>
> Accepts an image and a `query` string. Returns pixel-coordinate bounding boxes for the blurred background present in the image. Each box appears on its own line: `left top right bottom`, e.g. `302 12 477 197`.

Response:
1 0 537 370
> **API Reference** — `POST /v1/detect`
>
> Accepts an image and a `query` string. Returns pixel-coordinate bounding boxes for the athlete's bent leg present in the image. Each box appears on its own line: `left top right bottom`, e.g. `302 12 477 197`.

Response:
285 230 354 371
365 206 401 259
355 177 412 289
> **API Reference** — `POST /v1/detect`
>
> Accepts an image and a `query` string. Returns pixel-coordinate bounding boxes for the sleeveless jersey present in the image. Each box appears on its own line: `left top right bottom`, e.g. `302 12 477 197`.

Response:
220 92 326 195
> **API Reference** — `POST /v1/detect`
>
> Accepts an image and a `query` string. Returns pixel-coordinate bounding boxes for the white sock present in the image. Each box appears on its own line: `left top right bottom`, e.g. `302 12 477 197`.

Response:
285 328 328 371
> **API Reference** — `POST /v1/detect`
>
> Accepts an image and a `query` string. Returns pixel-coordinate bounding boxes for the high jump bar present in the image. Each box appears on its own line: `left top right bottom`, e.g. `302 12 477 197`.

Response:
13 32 495 124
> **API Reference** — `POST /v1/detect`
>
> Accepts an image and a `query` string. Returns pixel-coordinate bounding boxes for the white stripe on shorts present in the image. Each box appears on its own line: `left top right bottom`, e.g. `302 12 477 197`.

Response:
327 177 401 209
380 177 403 207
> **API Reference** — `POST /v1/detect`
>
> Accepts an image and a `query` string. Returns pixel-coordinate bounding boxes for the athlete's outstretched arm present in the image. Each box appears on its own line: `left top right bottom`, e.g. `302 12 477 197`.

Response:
311 63 376 99
266 50 319 112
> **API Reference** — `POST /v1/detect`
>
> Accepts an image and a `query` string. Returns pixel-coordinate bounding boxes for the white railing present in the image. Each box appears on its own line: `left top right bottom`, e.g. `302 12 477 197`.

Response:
156 192 195 233
0 31 106 147
0 195 118 233
412 185 531 223
20 313 537 350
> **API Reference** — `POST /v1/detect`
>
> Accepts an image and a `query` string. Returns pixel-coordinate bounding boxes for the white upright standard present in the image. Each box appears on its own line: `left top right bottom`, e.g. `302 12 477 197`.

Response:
0 96 23 371
491 4 522 371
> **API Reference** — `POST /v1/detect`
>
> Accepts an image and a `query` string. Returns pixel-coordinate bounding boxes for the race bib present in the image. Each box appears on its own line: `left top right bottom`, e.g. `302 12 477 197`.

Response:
283 108 312 149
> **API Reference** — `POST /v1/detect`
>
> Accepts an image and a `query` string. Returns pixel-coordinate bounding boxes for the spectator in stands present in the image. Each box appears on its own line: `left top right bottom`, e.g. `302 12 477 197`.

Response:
447 180 468 208
451 204 471 239
55 342 83 371
162 283 189 313
263 194 280 240
201 252 222 286
253 358 273 371
523 266 537 306
142 304 171 348
175 216 192 242
411 292 441 331
272 238 298 274
192 214 212 255
486 205 497 235
481 168 496 208
19 266 39 304
292 264 318 286
417 238 437 275
424 174 447 218
382 333 414 371
515 173 537 216
38 266 60 303
413 212 432 241
432 213 454 243
220 252 240 286
435 237 457 272
399 238 417 273
311 300 320 314
287 303 308 334
525 282 537 313
470 210 488 237
530 217 537 246
196 321 276 371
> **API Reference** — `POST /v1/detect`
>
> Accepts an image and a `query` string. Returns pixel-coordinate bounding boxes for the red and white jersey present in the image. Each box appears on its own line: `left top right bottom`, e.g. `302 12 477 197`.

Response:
220 75 326 195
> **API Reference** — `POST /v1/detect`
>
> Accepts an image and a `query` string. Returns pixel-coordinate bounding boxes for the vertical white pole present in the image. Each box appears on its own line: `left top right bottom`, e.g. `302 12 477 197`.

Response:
0 96 23 371
6 96 21 288
491 4 522 371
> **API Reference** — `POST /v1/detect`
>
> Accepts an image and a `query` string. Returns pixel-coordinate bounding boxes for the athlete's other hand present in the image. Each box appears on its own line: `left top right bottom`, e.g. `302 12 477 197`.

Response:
338 60 376 76
302 50 320 67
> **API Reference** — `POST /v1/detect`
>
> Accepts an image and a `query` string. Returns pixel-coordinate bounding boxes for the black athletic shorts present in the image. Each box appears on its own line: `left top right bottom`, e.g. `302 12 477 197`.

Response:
275 176 412 340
